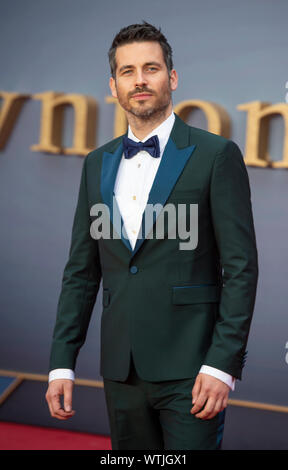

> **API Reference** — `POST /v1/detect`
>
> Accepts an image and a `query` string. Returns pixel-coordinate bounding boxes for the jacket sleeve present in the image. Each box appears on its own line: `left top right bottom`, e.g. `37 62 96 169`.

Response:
203 140 259 379
49 153 102 371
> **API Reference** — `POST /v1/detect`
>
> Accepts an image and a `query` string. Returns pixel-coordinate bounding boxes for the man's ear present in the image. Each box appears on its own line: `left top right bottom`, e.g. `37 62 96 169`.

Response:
109 76 118 99
169 69 178 92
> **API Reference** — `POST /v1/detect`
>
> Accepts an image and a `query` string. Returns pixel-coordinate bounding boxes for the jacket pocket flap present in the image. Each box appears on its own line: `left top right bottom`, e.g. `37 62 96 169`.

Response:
172 284 221 304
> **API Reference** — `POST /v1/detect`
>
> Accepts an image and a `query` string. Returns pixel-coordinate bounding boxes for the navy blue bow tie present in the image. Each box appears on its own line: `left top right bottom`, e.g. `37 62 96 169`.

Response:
123 135 160 159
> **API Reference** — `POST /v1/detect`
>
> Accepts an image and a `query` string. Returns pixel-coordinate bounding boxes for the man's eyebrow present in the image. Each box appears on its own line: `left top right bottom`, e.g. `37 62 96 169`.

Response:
144 61 162 67
119 64 134 73
118 62 162 73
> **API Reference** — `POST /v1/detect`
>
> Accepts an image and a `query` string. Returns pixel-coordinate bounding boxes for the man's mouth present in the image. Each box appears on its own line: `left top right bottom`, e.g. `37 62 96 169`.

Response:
131 92 153 100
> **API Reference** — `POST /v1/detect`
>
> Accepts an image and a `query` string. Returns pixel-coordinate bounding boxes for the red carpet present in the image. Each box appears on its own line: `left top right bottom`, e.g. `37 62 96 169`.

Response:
0 421 112 450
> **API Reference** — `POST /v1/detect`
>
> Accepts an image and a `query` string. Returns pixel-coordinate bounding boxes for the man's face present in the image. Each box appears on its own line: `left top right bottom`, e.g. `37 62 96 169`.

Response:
109 41 178 120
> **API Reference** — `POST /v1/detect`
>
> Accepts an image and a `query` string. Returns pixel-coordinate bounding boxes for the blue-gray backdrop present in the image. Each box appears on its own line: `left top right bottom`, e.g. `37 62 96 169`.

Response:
0 0 288 442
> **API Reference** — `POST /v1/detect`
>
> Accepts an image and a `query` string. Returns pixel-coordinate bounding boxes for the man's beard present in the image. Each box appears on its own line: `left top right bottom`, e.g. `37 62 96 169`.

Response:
117 85 172 121
128 100 170 120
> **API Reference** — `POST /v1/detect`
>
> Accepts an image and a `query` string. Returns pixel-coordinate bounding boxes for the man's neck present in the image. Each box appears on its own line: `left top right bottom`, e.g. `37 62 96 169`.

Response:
126 104 173 141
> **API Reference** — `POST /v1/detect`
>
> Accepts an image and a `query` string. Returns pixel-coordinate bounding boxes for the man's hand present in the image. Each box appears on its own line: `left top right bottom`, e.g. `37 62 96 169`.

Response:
190 373 230 420
45 379 75 420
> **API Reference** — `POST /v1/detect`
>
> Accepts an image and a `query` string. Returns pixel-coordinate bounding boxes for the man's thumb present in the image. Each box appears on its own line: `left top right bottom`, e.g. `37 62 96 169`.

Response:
63 382 73 412
192 375 201 404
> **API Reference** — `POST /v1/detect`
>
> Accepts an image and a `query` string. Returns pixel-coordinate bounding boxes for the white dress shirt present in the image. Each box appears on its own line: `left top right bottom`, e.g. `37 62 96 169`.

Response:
49 111 235 391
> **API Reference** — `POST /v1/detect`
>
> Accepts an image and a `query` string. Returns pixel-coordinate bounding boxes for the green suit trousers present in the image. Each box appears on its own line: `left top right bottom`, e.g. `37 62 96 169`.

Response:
103 354 225 450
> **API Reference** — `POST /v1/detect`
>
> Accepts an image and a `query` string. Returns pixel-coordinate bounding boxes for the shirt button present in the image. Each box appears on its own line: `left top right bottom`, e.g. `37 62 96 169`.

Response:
130 266 138 274
132 195 136 200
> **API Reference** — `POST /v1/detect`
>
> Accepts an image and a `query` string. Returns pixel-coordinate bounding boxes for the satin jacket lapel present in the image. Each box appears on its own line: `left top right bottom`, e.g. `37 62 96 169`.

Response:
100 115 197 256
133 138 196 255
101 141 133 252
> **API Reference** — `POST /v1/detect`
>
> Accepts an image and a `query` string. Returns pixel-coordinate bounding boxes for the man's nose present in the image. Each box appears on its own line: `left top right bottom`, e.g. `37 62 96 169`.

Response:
135 69 148 88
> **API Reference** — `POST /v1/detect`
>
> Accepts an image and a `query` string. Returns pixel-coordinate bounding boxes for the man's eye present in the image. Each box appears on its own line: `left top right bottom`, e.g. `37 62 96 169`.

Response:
122 70 132 75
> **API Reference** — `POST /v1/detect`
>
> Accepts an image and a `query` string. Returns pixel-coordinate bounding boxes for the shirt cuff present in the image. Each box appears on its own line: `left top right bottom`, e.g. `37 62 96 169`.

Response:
48 368 75 383
199 365 235 391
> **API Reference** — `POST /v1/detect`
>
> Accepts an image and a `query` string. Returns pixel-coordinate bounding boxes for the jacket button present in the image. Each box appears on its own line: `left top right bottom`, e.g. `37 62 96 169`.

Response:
130 265 138 274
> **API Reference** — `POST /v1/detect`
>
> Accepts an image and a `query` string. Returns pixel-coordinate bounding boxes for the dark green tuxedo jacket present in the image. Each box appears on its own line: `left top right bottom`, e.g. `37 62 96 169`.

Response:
49 114 258 381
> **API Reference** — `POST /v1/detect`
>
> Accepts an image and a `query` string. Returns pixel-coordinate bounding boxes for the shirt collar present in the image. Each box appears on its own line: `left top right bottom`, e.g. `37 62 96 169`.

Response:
127 111 175 154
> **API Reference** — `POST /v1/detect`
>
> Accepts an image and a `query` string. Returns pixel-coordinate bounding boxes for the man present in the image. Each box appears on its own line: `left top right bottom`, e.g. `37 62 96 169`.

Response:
45 22 258 450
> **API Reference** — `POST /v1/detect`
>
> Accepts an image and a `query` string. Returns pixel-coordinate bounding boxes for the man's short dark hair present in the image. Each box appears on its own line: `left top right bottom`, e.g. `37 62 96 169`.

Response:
108 22 173 78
